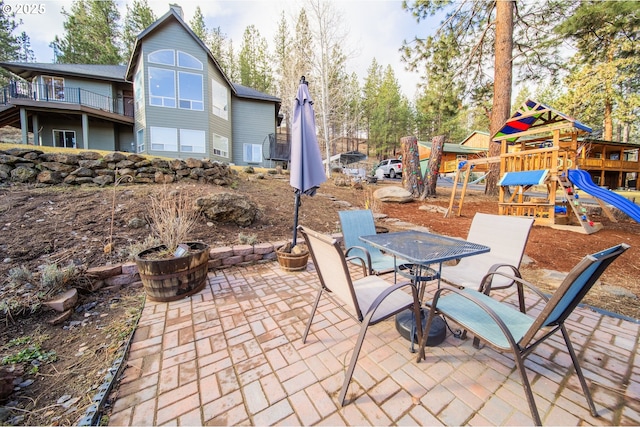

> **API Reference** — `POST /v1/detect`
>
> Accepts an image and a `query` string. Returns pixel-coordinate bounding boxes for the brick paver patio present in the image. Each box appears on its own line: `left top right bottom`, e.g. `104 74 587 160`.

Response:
108 261 640 426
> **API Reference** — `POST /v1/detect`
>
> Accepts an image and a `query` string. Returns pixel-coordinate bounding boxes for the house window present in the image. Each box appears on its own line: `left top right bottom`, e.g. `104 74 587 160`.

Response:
212 79 228 120
148 49 175 65
212 133 229 158
40 76 65 101
150 126 178 151
134 71 143 110
137 129 145 153
177 51 203 70
179 129 206 153
178 72 203 110
53 130 76 148
148 67 176 107
243 143 262 163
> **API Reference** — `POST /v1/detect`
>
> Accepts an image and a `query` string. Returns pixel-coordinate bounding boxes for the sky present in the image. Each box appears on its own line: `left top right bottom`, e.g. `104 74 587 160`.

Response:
6 0 439 99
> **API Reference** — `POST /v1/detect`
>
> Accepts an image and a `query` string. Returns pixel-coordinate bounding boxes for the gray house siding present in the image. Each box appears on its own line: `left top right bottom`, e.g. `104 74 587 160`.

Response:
207 64 232 163
61 77 112 98
38 117 115 150
232 98 277 168
117 126 135 152
134 20 218 160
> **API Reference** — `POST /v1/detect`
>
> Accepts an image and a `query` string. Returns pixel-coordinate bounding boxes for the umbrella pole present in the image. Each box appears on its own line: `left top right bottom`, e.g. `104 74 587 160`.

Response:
292 192 300 247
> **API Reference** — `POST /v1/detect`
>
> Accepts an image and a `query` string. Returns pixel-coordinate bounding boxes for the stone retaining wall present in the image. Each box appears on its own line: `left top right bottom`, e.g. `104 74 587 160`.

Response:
0 147 234 186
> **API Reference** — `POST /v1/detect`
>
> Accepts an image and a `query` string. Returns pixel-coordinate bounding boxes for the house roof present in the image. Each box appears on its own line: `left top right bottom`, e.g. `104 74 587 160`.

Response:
125 8 234 89
0 62 128 82
232 83 280 103
418 140 487 155
459 130 489 145
0 8 281 106
493 99 592 143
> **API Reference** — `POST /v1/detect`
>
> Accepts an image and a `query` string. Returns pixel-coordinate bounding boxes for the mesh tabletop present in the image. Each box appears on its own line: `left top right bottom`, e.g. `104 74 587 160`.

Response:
360 230 490 265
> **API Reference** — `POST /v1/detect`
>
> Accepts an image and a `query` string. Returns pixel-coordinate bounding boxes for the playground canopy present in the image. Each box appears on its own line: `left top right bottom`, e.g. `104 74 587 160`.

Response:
493 99 593 144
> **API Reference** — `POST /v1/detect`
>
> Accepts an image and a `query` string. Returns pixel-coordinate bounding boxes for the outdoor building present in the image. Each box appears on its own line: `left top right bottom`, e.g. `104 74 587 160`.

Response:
418 137 488 175
0 5 282 168
577 138 639 189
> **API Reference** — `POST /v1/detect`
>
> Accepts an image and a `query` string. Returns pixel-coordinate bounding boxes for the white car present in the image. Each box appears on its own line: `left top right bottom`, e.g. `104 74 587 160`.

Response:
375 159 403 178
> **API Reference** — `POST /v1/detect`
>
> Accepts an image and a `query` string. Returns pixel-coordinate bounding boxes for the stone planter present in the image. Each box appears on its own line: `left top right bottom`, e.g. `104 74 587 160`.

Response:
135 242 209 302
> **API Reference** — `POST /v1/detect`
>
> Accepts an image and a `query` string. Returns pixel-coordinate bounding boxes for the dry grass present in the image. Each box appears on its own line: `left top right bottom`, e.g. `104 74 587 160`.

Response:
148 188 200 253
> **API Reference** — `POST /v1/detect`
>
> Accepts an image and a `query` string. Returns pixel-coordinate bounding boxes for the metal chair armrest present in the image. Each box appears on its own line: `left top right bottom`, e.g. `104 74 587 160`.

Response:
418 285 520 362
345 255 368 276
345 245 373 275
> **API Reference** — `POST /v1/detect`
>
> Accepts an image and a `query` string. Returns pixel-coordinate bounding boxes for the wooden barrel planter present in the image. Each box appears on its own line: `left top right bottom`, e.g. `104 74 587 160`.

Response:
135 242 209 302
276 247 309 272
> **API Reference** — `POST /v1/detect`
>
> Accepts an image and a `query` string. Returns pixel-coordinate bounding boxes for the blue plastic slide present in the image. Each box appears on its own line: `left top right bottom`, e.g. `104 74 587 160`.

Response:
567 169 640 223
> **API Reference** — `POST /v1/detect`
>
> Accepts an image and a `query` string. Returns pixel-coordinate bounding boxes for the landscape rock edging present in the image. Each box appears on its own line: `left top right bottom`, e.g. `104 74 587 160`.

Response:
0 147 235 186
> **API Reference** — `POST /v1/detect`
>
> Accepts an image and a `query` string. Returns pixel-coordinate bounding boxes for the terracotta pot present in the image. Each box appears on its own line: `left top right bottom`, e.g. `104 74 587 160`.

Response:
135 242 209 302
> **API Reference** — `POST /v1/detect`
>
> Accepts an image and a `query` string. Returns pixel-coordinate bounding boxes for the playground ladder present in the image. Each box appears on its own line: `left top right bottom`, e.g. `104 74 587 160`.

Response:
445 164 471 218
557 174 602 234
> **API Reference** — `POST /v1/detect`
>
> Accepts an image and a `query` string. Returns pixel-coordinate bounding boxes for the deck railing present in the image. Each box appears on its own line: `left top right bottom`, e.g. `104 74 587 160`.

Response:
0 80 133 117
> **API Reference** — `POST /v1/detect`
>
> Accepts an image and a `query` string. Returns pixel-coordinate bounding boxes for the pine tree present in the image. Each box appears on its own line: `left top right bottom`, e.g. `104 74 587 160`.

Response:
16 31 35 62
189 6 208 44
122 0 156 62
51 0 122 65
0 0 20 83
401 0 573 195
555 1 640 141
239 25 273 92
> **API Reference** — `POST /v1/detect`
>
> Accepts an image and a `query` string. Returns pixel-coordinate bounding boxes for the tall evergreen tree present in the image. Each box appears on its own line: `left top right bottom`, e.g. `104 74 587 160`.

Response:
189 6 208 44
401 0 573 195
122 0 156 62
414 29 464 141
555 1 640 141
273 11 294 127
0 1 20 83
239 25 273 92
51 0 122 64
227 40 239 82
208 26 228 70
292 9 314 84
362 58 384 156
16 31 35 62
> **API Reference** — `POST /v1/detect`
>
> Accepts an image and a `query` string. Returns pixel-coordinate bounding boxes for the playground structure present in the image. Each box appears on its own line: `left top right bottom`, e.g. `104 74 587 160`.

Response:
447 99 640 234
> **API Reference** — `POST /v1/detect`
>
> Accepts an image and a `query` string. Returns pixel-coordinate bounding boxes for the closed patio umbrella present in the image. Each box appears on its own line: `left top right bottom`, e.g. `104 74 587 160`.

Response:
289 76 326 246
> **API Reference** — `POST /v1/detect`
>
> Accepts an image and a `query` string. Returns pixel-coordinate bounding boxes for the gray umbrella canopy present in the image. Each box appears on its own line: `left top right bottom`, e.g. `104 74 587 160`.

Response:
289 77 326 246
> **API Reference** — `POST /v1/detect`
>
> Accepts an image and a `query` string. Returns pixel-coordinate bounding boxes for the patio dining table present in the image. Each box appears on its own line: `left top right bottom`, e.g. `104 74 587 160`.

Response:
359 230 490 350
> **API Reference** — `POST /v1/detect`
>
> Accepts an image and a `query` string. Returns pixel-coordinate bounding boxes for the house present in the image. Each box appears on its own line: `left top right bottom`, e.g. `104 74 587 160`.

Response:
0 5 283 168
418 135 488 175
0 63 134 151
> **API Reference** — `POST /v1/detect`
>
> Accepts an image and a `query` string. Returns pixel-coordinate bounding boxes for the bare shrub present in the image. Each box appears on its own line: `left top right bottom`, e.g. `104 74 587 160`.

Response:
148 188 200 253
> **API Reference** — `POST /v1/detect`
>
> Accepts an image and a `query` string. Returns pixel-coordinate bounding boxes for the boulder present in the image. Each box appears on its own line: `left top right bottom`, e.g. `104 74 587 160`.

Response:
103 152 127 163
39 162 76 173
10 166 37 182
37 170 63 184
78 159 105 169
93 175 114 186
5 147 43 157
40 153 79 165
373 186 414 203
185 158 203 168
78 151 102 160
196 192 261 226
0 154 25 165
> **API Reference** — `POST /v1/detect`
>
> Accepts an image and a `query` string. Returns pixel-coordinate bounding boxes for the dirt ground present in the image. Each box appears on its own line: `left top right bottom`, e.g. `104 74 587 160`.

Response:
0 172 639 425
